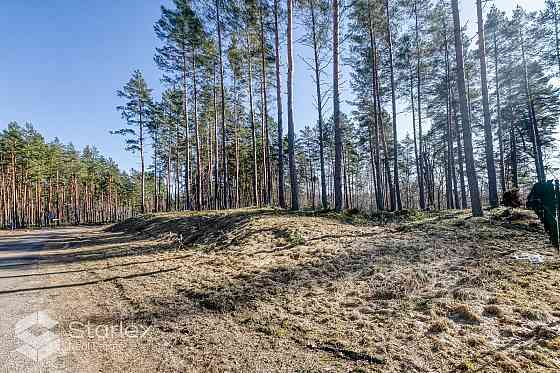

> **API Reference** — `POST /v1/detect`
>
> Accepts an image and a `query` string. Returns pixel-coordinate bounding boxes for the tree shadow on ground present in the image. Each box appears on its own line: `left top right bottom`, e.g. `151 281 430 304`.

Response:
0 266 181 295
36 209 330 267
0 210 310 275
105 231 442 326
0 232 153 269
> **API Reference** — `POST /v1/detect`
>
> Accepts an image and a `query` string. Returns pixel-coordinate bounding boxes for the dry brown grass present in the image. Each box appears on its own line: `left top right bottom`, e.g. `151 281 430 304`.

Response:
428 318 452 334
44 207 560 372
515 307 551 322
483 304 504 318
451 303 482 323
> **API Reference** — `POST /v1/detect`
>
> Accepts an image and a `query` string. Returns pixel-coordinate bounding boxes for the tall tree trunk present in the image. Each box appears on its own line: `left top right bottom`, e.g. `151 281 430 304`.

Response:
233 75 241 209
445 58 454 208
385 0 401 210
247 38 259 206
520 28 545 182
451 0 483 217
216 0 228 209
510 108 519 188
166 141 172 211
444 22 458 209
366 106 380 210
153 122 159 213
56 169 61 222
259 2 272 206
333 0 343 212
476 0 498 207
343 147 349 209
373 35 395 211
310 157 316 209
452 98 468 208
213 62 220 209
414 1 426 210
409 68 421 210
139 113 145 214
287 0 299 210
493 21 506 196
192 49 202 210
531 103 546 181
182 51 191 211
11 154 17 228
367 1 383 211
206 105 212 209
310 1 328 210
274 0 286 209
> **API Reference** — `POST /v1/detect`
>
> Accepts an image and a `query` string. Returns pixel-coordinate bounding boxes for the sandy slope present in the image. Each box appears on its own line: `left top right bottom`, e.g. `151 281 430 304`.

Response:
4 209 560 372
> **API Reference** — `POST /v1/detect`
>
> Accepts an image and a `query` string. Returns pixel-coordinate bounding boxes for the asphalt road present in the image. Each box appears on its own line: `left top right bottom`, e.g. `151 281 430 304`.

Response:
0 228 98 372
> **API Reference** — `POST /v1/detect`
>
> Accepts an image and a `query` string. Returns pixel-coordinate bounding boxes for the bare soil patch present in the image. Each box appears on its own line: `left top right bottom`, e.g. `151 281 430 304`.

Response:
46 208 560 372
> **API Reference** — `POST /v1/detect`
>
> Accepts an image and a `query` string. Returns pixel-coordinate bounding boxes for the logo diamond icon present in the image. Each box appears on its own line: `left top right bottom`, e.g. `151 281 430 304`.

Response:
14 311 60 362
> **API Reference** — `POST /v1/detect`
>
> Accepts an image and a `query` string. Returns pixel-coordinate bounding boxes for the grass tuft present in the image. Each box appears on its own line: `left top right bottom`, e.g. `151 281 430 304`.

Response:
450 304 481 323
428 318 451 334
514 307 550 322
483 304 504 318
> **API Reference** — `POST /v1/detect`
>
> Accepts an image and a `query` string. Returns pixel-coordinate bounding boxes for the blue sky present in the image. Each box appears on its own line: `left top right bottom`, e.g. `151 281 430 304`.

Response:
0 1 169 171
0 0 548 172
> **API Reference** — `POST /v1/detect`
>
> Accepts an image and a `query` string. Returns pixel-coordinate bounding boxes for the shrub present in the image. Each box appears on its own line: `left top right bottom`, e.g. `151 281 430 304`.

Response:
502 189 522 208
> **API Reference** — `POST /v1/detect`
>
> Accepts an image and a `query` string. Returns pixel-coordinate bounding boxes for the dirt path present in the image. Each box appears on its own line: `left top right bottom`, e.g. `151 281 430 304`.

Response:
0 227 107 372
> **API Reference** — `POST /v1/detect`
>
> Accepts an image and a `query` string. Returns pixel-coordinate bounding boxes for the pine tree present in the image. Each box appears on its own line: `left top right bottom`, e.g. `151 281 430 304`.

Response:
114 70 153 214
451 0 483 217
333 0 343 212
287 0 299 210
476 0 498 207
273 0 286 208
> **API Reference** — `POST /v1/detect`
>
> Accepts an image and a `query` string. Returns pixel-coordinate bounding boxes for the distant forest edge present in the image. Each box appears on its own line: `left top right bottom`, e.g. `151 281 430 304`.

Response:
4 0 560 230
0 123 138 229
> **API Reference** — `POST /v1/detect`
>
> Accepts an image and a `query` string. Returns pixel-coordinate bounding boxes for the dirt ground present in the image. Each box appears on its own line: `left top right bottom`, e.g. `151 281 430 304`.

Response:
16 208 560 372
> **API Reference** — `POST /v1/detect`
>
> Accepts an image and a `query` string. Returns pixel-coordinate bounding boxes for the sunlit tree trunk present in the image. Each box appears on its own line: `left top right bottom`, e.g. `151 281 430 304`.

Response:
287 0 299 210
259 1 272 206
367 1 383 211
310 1 328 210
274 0 286 209
520 27 545 182
215 0 228 209
213 62 220 209
451 0 483 216
181 47 191 211
192 49 202 210
493 20 506 196
414 1 426 210
139 109 145 214
247 35 259 206
476 0 498 207
444 24 459 209
385 0 402 210
333 0 343 212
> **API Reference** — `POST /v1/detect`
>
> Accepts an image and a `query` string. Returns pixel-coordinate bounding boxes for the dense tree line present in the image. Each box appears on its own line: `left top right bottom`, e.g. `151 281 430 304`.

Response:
0 123 137 229
110 0 558 216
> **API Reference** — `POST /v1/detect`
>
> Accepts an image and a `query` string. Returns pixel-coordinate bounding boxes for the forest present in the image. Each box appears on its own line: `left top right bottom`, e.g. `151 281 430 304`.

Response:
0 123 137 228
2 0 560 227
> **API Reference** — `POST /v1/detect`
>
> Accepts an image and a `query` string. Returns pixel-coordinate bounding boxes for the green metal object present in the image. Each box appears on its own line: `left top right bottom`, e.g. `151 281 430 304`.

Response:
527 180 560 251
